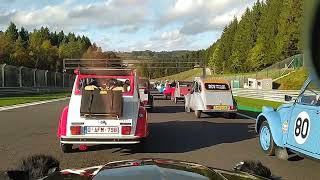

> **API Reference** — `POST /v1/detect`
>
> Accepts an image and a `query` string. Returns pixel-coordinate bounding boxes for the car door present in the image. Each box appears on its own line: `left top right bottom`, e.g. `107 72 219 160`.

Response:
286 81 320 155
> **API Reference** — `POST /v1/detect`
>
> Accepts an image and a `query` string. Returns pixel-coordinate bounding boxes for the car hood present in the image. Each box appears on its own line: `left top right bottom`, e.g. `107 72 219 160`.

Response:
45 159 268 180
277 103 294 111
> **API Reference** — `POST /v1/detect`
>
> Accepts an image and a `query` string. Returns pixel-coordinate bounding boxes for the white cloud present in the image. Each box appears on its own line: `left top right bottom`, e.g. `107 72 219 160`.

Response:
160 0 255 35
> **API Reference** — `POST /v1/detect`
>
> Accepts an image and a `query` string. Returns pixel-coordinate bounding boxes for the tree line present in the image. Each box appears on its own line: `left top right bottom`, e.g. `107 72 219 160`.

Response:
204 0 303 74
0 22 119 72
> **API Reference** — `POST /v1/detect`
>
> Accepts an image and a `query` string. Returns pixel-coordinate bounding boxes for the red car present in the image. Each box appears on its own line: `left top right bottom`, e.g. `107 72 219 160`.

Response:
163 82 176 100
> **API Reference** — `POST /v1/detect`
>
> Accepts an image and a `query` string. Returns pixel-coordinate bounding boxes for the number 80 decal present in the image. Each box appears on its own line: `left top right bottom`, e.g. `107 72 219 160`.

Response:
294 111 311 144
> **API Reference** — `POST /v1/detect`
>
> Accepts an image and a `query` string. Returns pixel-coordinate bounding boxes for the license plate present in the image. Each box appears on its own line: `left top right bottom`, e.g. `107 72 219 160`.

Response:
85 126 119 134
213 105 228 110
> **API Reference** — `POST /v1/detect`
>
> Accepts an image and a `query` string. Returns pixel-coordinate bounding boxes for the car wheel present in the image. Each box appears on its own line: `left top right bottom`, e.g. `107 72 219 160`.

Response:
259 121 276 156
133 138 147 152
185 105 190 112
195 110 202 118
227 113 237 119
61 143 72 153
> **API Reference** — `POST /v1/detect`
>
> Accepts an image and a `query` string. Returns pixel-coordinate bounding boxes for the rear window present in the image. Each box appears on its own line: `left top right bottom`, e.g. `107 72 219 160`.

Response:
205 83 229 90
79 77 131 93
179 82 192 87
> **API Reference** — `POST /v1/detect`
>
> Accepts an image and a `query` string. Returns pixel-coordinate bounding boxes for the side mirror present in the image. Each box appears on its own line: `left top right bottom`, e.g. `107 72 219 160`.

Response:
285 95 293 102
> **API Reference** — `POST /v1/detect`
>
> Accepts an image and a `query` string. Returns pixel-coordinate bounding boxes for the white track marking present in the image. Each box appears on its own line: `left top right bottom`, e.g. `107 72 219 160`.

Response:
236 112 256 120
0 97 69 111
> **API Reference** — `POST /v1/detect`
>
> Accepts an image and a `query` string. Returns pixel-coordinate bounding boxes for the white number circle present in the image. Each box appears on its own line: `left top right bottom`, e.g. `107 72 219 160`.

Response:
294 111 311 144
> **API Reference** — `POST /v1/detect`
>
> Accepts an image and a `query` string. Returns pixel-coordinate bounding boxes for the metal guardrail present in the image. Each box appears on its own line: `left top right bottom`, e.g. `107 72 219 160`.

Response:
0 87 72 97
232 88 301 102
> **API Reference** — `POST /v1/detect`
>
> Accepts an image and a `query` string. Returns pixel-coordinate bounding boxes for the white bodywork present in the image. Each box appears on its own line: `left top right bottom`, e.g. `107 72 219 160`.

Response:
185 79 237 113
60 75 141 144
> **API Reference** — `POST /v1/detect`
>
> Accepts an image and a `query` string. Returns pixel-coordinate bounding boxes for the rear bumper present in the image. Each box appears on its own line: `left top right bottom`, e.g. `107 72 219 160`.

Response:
144 105 153 108
60 136 141 144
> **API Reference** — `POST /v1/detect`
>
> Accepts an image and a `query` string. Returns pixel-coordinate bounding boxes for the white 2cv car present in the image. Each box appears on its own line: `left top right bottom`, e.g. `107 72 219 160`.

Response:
57 64 149 153
185 78 237 118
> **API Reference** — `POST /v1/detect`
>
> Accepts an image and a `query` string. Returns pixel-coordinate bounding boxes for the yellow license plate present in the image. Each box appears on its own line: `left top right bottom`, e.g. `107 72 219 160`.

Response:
213 105 228 110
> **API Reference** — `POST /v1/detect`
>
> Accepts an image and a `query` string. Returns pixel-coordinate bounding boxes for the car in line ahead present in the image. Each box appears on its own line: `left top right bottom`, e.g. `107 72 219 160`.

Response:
57 67 149 153
173 81 193 103
256 76 320 160
138 77 154 111
163 81 176 100
185 78 237 118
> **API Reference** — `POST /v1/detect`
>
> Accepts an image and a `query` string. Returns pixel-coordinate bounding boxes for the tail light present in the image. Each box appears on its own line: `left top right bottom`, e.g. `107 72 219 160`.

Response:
75 89 82 95
143 100 148 105
121 126 132 135
135 107 147 137
207 105 213 110
70 126 82 135
229 105 236 110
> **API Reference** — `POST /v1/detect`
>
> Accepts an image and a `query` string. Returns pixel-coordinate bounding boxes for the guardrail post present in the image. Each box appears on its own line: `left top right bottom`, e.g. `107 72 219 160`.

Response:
62 73 65 88
19 66 23 87
33 69 37 87
54 72 57 88
1 64 6 87
44 70 48 87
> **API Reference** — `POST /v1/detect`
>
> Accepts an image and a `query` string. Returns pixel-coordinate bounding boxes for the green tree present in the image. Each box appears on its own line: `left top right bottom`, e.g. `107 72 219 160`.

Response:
5 22 19 42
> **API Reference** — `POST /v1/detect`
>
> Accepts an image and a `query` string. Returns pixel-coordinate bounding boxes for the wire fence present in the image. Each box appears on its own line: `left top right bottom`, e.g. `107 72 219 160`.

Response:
212 54 304 88
0 64 75 88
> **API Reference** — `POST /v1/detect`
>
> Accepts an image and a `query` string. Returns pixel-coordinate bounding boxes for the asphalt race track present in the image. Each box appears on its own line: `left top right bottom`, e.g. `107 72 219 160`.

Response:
1 96 320 180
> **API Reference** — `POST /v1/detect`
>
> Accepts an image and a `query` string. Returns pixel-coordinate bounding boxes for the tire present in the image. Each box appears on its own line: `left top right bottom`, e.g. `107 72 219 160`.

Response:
195 110 202 118
259 121 276 156
147 107 153 113
185 105 191 112
61 143 72 153
133 138 147 152
228 113 237 119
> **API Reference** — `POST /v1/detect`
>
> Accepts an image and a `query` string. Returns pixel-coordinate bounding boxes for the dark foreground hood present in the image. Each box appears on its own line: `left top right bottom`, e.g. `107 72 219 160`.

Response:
44 158 269 180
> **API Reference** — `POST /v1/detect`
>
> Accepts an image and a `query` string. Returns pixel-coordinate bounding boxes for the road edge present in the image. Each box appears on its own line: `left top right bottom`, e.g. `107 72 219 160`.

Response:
0 97 70 111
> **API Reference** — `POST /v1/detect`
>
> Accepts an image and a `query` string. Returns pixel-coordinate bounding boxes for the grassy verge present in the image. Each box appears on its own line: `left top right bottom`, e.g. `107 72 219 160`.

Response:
0 92 70 107
273 68 308 90
235 96 283 113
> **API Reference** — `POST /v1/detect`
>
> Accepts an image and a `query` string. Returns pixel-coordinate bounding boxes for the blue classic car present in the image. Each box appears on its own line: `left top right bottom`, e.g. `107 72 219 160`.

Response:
256 77 320 160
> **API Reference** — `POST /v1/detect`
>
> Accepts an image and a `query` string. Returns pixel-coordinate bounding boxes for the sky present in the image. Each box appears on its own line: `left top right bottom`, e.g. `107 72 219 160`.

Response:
0 0 256 52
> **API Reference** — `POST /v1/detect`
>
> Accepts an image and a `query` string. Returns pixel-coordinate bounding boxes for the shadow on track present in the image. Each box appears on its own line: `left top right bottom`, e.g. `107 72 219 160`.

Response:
134 120 256 153
73 120 256 154
151 105 184 113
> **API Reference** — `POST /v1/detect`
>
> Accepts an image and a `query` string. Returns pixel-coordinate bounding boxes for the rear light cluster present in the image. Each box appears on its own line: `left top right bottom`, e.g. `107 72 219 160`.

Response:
121 126 132 135
229 105 236 110
207 105 213 110
74 89 82 95
143 100 148 105
135 107 147 137
70 126 84 135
